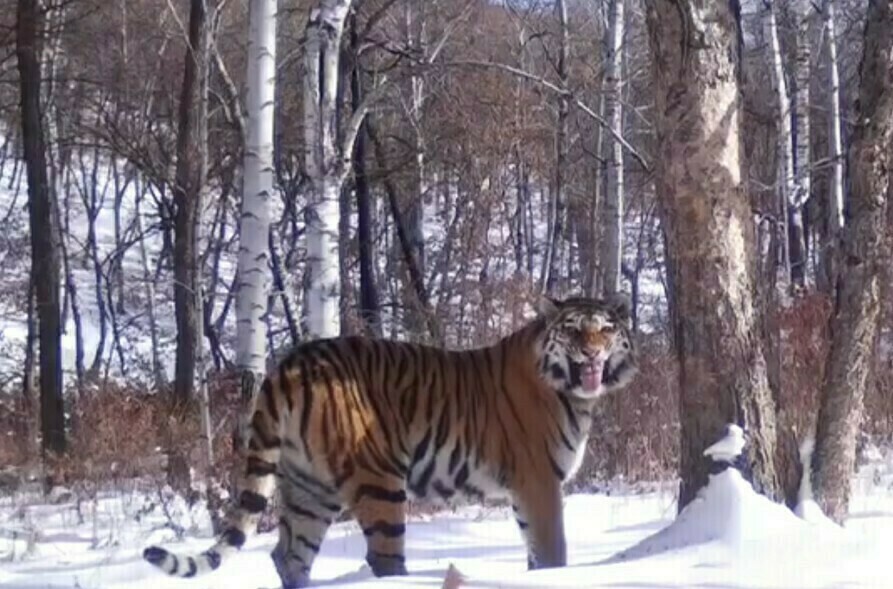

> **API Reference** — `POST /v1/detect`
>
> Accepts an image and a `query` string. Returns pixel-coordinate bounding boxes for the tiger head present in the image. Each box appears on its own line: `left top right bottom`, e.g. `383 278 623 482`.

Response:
535 294 637 400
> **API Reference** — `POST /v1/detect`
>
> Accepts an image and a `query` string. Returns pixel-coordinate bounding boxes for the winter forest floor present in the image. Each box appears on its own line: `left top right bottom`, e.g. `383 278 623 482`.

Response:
1 452 891 589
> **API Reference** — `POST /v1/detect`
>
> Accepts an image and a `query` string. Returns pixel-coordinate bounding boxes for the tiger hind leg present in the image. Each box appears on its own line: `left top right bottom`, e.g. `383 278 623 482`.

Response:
271 477 343 588
346 476 410 577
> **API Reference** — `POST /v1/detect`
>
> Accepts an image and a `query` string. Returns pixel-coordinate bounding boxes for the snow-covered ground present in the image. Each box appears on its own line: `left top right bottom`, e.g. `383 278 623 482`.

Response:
2 450 891 589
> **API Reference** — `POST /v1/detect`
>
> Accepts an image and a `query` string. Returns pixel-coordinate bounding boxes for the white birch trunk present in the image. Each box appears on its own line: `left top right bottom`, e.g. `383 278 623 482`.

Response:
237 0 277 390
791 0 811 288
824 0 845 233
304 1 352 339
765 1 796 283
601 0 624 295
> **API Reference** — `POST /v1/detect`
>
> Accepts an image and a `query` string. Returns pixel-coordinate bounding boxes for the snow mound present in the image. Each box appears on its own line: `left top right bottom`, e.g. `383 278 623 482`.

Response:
607 424 842 563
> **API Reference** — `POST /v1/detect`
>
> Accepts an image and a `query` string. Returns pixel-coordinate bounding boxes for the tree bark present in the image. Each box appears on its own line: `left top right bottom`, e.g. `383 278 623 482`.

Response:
645 0 780 508
601 0 625 295
303 0 353 338
791 0 812 290
17 0 66 457
812 0 893 524
173 0 207 401
351 17 381 337
236 0 277 412
821 0 846 290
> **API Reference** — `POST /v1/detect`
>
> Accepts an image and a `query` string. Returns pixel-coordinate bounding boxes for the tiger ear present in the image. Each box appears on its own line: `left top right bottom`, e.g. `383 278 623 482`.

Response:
604 293 631 323
536 295 562 320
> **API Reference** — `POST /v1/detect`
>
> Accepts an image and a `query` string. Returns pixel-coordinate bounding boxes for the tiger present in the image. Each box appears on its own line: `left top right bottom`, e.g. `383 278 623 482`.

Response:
143 294 638 588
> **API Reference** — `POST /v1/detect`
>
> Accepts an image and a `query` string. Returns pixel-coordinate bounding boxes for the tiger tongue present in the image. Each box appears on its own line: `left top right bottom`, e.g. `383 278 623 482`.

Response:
580 358 603 393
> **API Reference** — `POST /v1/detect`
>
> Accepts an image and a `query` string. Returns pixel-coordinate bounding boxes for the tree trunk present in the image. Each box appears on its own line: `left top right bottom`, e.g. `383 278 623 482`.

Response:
811 0 893 524
134 173 165 389
645 0 780 508
17 0 66 457
821 0 845 290
791 0 812 291
601 0 624 295
764 1 800 291
351 18 381 337
236 0 277 415
303 1 354 338
173 0 207 401
541 0 569 295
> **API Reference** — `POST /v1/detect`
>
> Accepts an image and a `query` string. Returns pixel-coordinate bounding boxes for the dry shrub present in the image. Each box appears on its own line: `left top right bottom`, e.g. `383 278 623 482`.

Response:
0 396 33 468
580 335 679 486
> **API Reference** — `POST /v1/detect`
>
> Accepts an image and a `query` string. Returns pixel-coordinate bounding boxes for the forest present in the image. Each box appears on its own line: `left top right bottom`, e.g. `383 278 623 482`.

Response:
0 0 892 588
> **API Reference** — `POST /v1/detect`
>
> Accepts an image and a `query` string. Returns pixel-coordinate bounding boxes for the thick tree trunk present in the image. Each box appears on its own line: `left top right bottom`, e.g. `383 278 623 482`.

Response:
812 0 893 524
645 0 781 508
236 0 277 411
173 0 207 401
601 0 624 295
17 0 66 457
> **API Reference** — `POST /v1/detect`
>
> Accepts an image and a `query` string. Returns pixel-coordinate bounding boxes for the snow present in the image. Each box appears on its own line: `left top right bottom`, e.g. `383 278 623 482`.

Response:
2 452 892 589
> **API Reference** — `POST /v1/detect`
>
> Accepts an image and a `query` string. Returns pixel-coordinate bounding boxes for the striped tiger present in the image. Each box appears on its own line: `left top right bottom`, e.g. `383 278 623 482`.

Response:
143 294 638 587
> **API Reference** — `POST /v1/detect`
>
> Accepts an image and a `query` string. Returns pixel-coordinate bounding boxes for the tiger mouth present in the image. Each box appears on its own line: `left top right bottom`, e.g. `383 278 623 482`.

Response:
571 354 607 396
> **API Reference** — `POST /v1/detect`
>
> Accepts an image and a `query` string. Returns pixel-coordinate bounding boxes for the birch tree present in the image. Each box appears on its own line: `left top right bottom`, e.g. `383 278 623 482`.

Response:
645 0 781 507
303 0 354 338
764 0 800 290
791 0 812 289
812 0 893 524
601 0 624 295
236 0 277 405
821 0 846 289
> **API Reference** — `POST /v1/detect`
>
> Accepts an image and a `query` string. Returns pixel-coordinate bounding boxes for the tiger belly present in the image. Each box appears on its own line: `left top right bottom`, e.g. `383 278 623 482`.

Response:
406 444 509 505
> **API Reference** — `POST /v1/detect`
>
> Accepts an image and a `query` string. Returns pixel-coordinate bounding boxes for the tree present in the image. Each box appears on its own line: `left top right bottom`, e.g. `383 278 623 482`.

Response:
17 0 66 457
173 0 207 401
645 0 781 507
811 0 893 524
601 0 624 295
303 0 355 338
236 0 277 407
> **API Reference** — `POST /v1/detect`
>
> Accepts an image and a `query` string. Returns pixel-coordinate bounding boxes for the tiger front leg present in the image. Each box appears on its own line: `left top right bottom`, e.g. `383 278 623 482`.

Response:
346 476 410 578
513 481 567 570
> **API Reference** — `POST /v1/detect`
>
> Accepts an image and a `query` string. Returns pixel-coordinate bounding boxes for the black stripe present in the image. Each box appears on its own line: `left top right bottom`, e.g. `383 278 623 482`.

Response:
547 452 566 480
246 456 277 477
411 429 432 466
454 463 469 488
222 528 246 548
205 550 221 569
516 519 529 530
434 405 451 450
263 378 279 423
363 521 406 538
299 359 314 441
284 501 333 525
278 363 294 412
294 535 321 553
432 480 455 500
368 550 406 563
557 392 580 434
448 439 462 474
250 412 281 448
355 484 407 504
184 557 198 577
170 554 180 575
414 459 436 497
239 490 268 513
